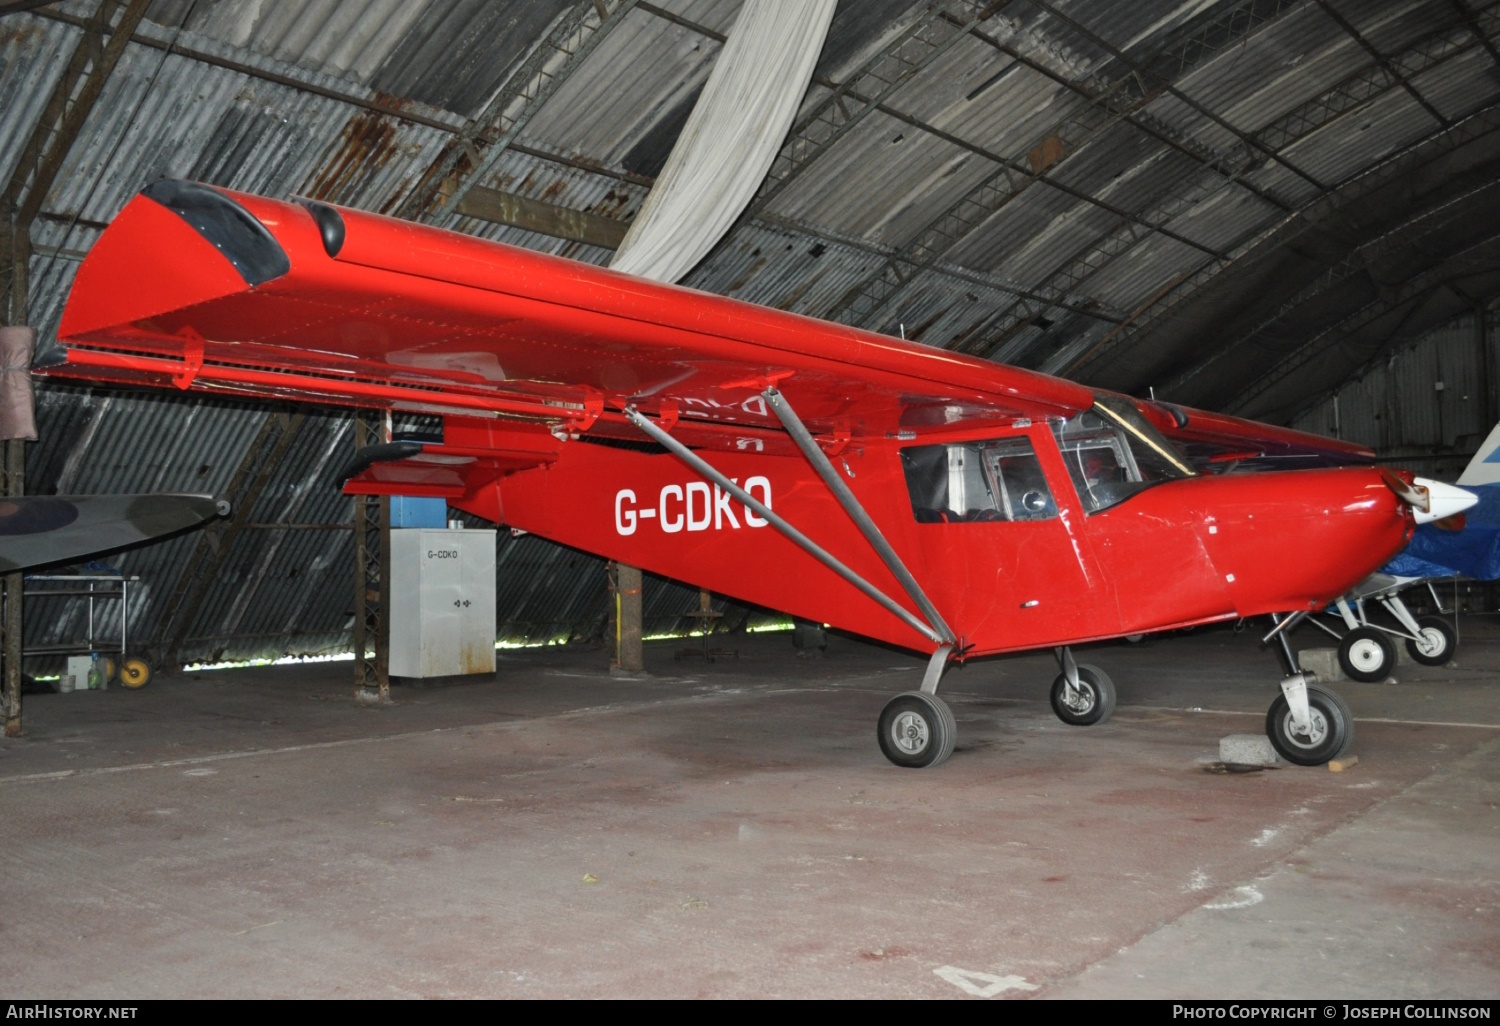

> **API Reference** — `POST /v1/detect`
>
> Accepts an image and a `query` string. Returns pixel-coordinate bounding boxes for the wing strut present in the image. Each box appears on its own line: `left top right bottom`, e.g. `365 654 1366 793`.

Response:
623 406 945 647
762 387 956 646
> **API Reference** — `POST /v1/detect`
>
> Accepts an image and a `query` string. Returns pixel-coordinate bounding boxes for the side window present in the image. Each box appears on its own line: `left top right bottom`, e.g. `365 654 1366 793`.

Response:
901 437 1056 523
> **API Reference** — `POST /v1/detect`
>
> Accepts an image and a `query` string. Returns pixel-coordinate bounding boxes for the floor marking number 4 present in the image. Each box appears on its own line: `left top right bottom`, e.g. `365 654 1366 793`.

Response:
933 965 1039 998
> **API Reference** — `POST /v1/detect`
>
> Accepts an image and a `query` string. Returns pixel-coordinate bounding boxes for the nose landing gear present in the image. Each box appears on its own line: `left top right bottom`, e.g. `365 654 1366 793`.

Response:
1265 613 1355 766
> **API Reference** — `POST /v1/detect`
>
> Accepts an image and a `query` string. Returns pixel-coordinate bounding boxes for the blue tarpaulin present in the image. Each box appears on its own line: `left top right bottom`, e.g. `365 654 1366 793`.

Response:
1382 484 1500 579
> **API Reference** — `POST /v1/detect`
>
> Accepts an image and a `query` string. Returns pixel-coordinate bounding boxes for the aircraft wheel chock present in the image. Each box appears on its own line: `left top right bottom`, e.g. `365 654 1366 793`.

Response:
1266 682 1354 766
877 692 956 768
118 657 152 689
1049 663 1116 726
1405 616 1456 666
1337 627 1394 682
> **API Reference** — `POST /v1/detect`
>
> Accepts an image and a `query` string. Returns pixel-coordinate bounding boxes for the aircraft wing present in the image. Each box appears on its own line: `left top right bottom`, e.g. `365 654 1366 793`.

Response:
0 494 227 572
1138 400 1376 472
48 180 1095 475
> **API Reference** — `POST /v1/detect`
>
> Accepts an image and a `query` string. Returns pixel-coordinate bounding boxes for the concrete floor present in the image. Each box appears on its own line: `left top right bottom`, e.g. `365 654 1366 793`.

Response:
2 617 1497 999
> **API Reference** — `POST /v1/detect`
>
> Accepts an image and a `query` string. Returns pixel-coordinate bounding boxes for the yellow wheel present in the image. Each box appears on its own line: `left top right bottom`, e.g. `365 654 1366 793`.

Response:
102 658 117 683
118 657 151 689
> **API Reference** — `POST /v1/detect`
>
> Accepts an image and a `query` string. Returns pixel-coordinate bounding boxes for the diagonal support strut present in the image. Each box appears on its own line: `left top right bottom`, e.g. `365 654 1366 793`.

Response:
762 387 955 645
624 406 944 646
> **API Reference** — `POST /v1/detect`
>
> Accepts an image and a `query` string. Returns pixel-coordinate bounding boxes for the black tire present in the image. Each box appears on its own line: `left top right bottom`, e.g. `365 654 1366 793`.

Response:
1405 615 1456 667
1049 663 1116 726
1266 683 1355 766
877 692 956 768
1337 627 1394 683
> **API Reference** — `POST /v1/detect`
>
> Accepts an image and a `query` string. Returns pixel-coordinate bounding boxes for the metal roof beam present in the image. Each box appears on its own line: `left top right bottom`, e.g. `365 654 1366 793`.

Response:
1062 18 1500 377
1314 0 1450 128
1161 176 1500 396
743 0 1011 218
4 0 150 226
824 0 1307 339
1223 228 1500 418
398 0 640 221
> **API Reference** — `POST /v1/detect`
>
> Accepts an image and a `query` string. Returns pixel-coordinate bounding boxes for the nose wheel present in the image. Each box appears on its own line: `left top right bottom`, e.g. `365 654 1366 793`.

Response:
1266 681 1355 765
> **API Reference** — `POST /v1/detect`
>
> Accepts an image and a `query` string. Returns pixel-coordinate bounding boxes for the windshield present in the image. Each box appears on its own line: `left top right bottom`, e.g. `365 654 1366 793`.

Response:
1053 395 1194 513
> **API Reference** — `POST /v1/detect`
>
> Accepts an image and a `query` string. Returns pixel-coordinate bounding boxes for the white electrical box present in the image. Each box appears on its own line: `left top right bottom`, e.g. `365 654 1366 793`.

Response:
388 528 497 678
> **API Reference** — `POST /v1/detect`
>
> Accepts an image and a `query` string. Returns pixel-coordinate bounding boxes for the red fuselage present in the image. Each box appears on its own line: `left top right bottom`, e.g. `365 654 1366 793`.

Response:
475 420 1411 657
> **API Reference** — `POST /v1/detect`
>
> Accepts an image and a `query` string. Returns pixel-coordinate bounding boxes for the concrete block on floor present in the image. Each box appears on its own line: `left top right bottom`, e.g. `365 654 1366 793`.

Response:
1220 733 1283 767
1298 648 1343 682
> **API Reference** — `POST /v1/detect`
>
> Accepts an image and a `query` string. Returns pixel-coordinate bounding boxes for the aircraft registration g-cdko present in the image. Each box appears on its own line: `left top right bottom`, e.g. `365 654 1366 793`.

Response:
43 180 1479 768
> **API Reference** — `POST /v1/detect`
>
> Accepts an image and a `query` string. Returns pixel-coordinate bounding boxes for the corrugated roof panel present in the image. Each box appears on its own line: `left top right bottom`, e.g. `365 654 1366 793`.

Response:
950 184 1118 283
367 0 575 118
1407 44 1500 123
987 0 1116 81
1330 0 1462 55
1157 178 1284 252
1133 90 1242 164
1082 232 1204 310
1034 313 1116 375
854 268 1029 349
38 42 453 222
765 110 998 247
1054 0 1225 58
171 0 437 88
815 0 927 82
1240 154 1324 208
0 14 79 195
1276 88 1439 189
1174 4 1363 133
683 222 892 316
518 4 723 167
1048 122 1198 216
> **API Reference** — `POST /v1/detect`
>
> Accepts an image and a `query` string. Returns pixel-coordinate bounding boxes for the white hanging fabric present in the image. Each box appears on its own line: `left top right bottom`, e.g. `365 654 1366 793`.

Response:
608 0 838 283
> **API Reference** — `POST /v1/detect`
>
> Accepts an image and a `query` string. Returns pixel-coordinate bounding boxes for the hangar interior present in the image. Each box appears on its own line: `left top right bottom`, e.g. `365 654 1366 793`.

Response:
0 0 1498 999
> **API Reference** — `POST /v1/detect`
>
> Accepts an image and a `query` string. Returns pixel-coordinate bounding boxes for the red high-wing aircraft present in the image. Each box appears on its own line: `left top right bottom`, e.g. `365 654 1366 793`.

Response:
42 180 1471 769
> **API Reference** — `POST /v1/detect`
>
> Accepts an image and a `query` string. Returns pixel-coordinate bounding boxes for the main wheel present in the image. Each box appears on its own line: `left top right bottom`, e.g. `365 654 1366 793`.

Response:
877 692 956 768
1338 627 1394 682
1049 663 1116 726
1266 683 1355 766
1405 615 1456 666
118 657 151 689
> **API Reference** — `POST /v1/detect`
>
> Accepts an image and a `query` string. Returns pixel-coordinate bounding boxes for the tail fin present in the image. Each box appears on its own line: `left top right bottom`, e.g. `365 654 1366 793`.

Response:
1457 423 1500 485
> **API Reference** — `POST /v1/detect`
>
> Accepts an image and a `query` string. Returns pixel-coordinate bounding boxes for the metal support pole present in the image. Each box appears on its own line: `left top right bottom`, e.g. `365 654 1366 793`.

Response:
2 213 28 737
625 406 943 646
612 561 643 673
763 387 954 644
353 411 390 704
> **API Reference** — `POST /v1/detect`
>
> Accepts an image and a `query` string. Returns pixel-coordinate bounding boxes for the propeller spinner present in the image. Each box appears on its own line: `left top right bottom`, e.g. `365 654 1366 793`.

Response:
1380 469 1478 525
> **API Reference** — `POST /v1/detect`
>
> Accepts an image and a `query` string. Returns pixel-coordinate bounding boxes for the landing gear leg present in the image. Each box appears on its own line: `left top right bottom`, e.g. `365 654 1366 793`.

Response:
878 645 956 768
1264 613 1354 765
1049 646 1115 726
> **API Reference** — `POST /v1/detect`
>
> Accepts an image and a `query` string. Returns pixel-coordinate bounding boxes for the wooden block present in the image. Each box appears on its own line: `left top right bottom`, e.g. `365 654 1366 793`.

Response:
1328 755 1360 772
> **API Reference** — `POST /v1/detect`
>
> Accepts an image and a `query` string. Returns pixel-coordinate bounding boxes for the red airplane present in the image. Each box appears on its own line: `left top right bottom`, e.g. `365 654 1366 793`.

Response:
42 180 1477 769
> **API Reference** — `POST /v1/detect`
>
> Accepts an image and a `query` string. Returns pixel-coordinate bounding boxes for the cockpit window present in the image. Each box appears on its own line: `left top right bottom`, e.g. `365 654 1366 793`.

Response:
901 437 1057 523
1054 395 1194 513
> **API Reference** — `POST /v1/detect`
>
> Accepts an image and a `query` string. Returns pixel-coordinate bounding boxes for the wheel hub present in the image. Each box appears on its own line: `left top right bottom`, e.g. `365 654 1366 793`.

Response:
1283 708 1329 749
1416 628 1444 657
1062 682 1095 714
1348 639 1385 673
890 711 930 755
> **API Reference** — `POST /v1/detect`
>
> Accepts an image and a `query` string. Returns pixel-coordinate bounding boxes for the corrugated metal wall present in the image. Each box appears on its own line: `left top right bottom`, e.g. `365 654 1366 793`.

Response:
1290 304 1497 480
